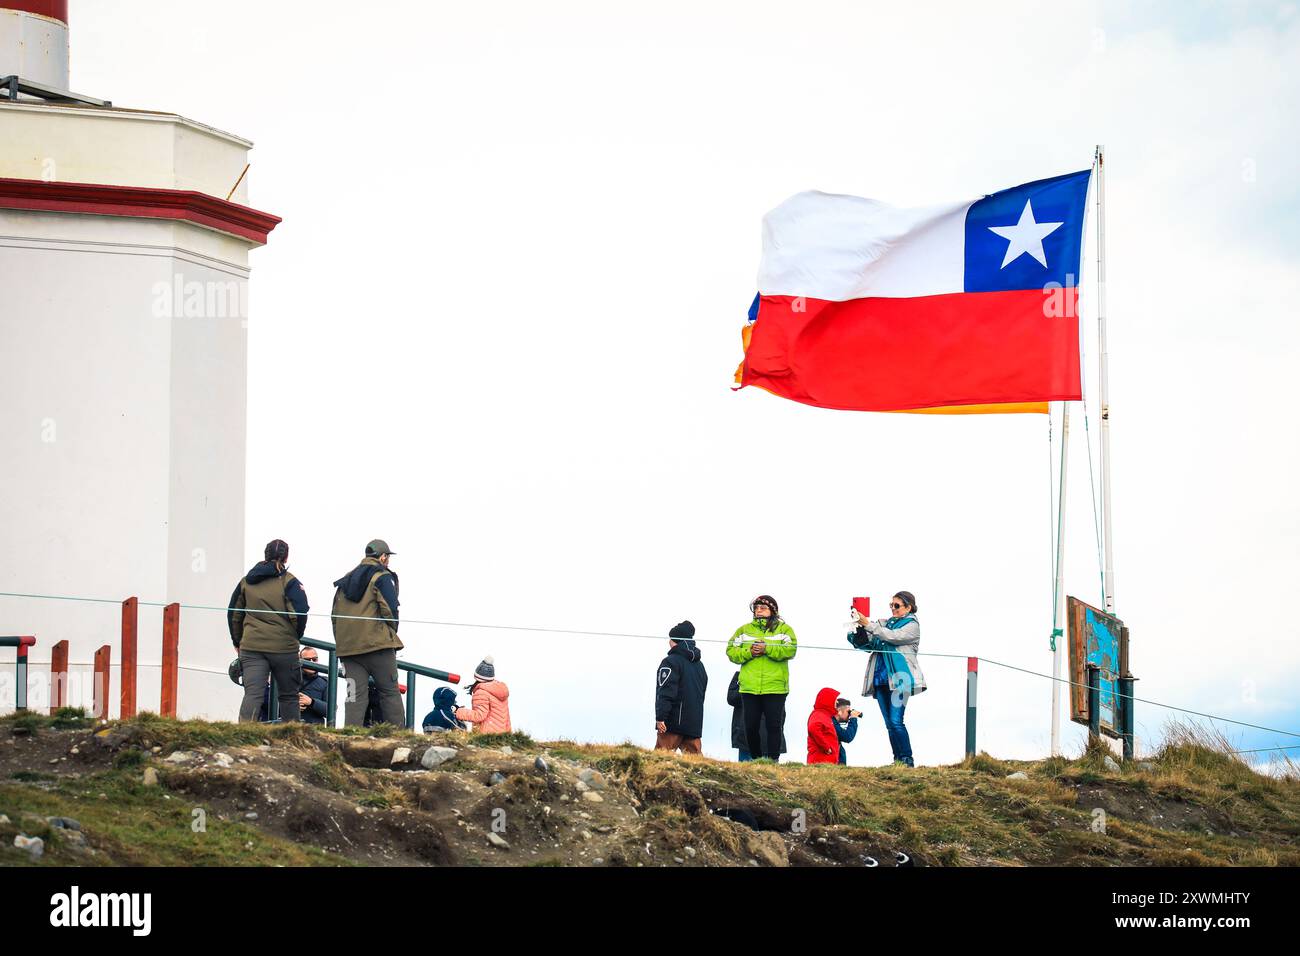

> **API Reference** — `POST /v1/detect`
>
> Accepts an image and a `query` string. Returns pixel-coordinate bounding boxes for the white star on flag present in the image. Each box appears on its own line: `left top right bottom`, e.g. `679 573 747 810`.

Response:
988 199 1064 269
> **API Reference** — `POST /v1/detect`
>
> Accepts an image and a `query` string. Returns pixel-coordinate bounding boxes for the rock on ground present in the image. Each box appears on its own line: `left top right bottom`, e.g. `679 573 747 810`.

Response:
421 746 459 769
14 835 44 859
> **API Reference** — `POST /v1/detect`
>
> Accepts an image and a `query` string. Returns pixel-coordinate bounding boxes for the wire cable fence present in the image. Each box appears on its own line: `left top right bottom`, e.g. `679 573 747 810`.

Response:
4 589 1298 749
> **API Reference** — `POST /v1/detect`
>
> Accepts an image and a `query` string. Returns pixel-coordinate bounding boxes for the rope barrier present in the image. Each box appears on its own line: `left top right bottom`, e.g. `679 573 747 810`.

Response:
4 589 1298 742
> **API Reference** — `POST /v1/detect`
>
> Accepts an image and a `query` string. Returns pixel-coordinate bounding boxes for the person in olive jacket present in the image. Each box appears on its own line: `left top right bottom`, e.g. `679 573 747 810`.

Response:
228 538 309 723
332 539 404 727
726 595 797 761
654 621 708 753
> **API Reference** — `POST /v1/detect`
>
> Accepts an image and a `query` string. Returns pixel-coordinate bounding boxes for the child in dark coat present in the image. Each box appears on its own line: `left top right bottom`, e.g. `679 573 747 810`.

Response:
422 686 465 731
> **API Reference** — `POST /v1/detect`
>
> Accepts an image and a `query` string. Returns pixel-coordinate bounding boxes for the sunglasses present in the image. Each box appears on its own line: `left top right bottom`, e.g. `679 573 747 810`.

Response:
890 602 905 610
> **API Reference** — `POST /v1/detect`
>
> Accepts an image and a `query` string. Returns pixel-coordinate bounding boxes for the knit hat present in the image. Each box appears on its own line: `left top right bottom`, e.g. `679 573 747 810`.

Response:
669 621 695 641
264 538 289 563
750 594 778 616
473 656 496 682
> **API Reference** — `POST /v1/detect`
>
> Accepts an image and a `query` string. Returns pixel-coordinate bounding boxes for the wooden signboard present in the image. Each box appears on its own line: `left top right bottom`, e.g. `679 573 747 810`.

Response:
1067 596 1127 738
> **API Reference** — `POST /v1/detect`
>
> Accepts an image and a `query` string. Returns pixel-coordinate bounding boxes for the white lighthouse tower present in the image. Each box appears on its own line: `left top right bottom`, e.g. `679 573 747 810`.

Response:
0 1 278 718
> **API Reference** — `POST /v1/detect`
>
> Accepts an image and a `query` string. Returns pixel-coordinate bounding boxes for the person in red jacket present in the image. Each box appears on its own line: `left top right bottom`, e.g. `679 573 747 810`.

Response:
807 687 841 764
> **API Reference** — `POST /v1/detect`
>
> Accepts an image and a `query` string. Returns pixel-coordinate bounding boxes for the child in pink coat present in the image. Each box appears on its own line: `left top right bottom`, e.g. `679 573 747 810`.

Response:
455 656 512 734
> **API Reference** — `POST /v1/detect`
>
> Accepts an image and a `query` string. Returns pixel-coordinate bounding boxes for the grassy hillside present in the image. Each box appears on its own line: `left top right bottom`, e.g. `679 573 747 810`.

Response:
1 710 1295 866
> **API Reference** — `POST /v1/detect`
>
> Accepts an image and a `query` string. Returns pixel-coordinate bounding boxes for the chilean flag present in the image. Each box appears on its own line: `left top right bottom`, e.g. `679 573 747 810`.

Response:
735 169 1092 413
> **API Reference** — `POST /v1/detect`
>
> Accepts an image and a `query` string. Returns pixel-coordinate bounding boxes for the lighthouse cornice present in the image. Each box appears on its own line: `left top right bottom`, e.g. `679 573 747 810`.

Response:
0 176 281 245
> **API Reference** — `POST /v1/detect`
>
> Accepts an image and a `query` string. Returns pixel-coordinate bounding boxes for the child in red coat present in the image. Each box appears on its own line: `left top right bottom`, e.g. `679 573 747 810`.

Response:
806 687 841 764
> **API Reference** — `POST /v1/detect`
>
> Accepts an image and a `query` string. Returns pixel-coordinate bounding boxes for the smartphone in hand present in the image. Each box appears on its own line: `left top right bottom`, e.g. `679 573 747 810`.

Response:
852 597 871 619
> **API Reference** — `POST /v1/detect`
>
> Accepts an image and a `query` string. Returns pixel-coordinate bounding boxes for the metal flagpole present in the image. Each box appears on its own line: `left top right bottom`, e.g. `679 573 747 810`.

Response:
1096 145 1115 616
1051 400 1070 756
1051 146 1110 756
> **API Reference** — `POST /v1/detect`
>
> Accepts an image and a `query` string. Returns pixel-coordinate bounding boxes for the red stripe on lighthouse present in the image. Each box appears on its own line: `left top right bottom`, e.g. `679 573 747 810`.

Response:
0 178 282 244
2 2 68 22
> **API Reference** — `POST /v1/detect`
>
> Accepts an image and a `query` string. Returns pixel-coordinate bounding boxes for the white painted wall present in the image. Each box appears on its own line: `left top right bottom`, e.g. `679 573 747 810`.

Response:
0 102 253 204
0 104 266 721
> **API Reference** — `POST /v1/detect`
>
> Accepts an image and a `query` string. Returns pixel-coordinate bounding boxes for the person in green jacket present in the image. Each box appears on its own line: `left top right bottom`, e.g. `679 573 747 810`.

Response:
332 539 405 727
726 594 797 761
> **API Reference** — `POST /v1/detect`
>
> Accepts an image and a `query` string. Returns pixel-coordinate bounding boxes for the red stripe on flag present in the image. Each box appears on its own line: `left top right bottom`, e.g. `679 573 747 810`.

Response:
741 289 1081 412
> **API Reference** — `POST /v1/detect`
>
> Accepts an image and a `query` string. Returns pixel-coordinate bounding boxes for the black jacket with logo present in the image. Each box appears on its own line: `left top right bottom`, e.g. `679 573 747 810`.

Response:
655 639 708 738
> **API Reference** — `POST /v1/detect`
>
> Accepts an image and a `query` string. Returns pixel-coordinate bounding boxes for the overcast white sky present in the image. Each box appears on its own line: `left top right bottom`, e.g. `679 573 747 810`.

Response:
69 0 1300 767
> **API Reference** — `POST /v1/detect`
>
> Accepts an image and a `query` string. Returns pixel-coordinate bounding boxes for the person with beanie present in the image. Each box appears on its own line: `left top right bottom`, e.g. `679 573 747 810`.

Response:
228 538 310 723
455 656 512 734
654 621 709 754
806 687 841 764
726 594 797 761
331 539 403 727
847 590 927 767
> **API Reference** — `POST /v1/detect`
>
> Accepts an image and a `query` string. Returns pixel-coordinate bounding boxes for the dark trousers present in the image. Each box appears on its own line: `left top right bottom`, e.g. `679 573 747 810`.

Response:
239 649 301 723
741 693 787 760
342 649 405 728
875 684 913 766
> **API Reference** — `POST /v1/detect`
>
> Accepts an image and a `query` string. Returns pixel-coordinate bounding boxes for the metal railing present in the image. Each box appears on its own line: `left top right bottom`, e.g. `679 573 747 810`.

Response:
265 636 459 729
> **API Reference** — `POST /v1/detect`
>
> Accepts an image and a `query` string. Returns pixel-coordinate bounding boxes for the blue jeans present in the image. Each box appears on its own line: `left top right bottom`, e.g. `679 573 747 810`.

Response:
874 684 913 766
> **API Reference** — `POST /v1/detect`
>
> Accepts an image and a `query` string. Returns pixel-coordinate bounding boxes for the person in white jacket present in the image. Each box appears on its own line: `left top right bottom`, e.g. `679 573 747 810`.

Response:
849 590 926 767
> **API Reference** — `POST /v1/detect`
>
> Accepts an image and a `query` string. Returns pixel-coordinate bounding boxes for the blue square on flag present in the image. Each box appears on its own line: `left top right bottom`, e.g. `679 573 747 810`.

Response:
963 169 1091 293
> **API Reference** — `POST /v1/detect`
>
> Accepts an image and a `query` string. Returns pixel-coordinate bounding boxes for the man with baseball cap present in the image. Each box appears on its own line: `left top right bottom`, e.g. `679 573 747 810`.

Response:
228 539 310 723
331 539 405 726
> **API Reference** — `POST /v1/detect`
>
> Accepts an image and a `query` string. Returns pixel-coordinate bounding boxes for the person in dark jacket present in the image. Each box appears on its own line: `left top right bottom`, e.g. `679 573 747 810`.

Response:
422 686 465 731
258 645 329 724
835 697 860 765
727 671 787 761
654 621 708 753
228 539 309 723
